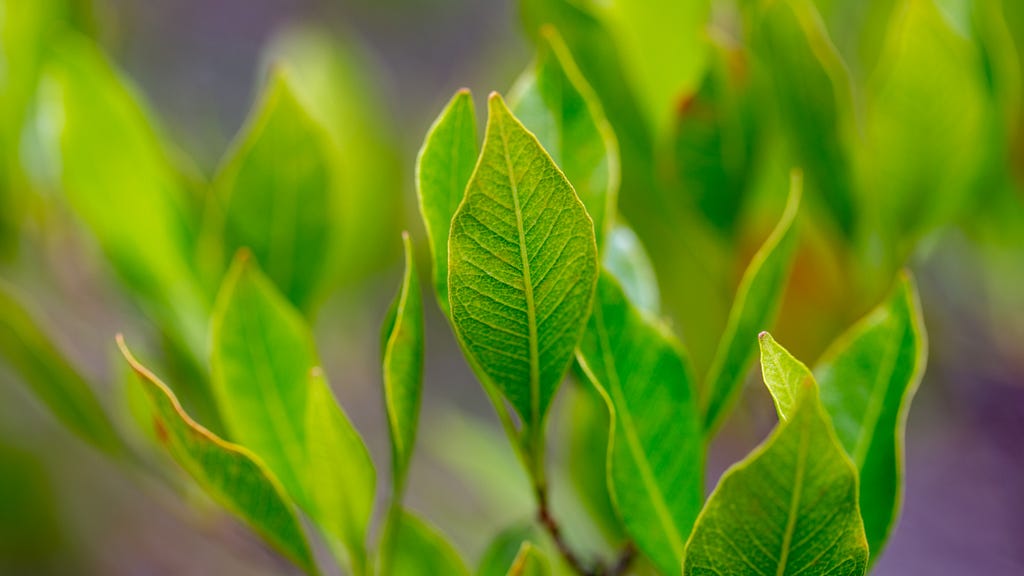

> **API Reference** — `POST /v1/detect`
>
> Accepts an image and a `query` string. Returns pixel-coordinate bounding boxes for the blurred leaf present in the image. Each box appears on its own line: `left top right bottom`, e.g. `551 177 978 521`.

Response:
0 283 121 454
118 337 316 574
209 70 335 313
477 523 543 576
210 253 375 573
381 232 425 497
448 94 597 463
702 174 801 435
0 439 67 572
576 272 702 576
380 508 470 576
815 273 927 560
684 334 868 576
507 542 551 576
509 27 619 250
602 224 660 315
417 89 478 317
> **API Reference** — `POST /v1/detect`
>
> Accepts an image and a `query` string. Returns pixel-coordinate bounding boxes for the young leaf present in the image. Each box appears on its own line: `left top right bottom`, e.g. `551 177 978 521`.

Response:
684 335 868 576
509 27 619 250
602 223 660 315
210 69 336 312
417 89 478 316
380 508 470 576
702 173 802 435
507 542 551 576
815 273 927 560
0 284 122 455
576 272 703 576
448 93 598 438
117 337 316 574
382 232 425 497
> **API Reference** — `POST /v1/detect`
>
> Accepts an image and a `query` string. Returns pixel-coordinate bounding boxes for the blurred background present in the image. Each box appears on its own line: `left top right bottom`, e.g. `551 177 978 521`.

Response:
1 0 1022 574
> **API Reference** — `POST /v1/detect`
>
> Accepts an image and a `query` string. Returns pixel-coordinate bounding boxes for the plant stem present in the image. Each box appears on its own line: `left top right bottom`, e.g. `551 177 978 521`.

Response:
534 484 637 576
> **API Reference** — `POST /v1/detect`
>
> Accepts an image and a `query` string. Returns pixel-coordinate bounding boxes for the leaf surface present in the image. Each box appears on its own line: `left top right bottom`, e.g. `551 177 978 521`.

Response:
476 523 543 576
702 174 801 434
448 93 598 432
684 334 868 576
576 272 702 575
602 224 660 315
815 273 927 559
380 508 469 576
507 542 551 576
118 337 316 574
417 89 478 316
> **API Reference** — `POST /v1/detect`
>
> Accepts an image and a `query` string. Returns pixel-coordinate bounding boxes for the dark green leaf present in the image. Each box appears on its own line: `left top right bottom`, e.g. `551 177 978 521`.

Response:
380 508 469 576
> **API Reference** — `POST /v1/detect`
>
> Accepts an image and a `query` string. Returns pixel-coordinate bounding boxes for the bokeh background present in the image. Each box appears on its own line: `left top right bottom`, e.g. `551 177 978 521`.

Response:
1 0 1022 574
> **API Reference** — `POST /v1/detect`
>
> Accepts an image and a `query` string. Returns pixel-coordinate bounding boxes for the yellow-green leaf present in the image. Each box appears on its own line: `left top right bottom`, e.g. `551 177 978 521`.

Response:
476 523 543 576
507 542 551 576
118 337 316 574
380 508 469 576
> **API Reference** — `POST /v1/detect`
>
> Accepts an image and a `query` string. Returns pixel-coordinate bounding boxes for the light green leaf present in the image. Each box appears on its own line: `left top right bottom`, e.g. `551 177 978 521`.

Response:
507 542 551 576
209 69 336 313
815 273 927 560
382 232 425 497
602 223 660 315
509 26 619 250
476 523 543 576
702 173 802 435
118 337 316 574
759 333 816 421
380 508 470 576
576 272 703 576
684 335 868 576
448 92 598 438
0 283 121 455
417 89 478 317
305 373 376 576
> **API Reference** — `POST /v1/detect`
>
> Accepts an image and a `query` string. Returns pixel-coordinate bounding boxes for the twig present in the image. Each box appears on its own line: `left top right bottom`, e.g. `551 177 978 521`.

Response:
535 486 637 575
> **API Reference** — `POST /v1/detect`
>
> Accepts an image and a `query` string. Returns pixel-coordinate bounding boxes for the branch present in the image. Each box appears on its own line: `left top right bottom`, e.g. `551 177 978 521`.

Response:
534 486 637 576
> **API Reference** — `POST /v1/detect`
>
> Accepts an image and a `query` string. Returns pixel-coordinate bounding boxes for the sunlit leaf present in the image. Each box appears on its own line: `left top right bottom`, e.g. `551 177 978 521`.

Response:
380 508 470 576
416 89 478 317
118 337 316 574
702 173 801 435
576 272 702 575
684 334 868 576
815 272 927 560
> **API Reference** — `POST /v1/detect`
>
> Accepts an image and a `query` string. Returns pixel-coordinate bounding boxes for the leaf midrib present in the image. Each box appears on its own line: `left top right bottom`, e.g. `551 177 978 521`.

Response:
498 111 541 428
776 408 811 576
851 317 906 469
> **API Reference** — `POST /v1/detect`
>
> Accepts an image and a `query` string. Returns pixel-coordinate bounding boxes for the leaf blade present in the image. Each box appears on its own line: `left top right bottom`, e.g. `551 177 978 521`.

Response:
381 508 470 576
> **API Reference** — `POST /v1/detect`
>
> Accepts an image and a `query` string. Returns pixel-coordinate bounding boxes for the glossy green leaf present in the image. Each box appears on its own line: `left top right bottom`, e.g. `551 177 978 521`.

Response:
684 334 868 576
507 542 551 576
380 508 470 576
702 173 802 435
417 89 478 317
211 253 374 572
509 26 619 250
576 272 703 576
448 93 598 434
602 223 660 315
382 232 425 497
476 523 543 576
0 283 121 455
210 69 336 312
118 337 316 574
815 273 927 560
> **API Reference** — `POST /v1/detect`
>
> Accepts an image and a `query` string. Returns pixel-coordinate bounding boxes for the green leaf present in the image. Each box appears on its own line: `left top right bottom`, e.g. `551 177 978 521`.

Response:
380 508 470 576
0 283 122 455
814 273 927 560
211 253 374 573
702 173 802 435
476 523 543 576
117 337 316 574
507 542 551 576
448 92 598 440
509 27 619 250
209 69 336 313
382 232 425 497
576 272 703 576
684 334 868 576
0 439 67 572
417 89 478 317
602 223 660 315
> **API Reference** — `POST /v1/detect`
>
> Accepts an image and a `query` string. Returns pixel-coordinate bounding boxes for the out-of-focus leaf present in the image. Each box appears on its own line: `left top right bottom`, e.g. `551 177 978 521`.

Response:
381 232 424 497
815 273 927 560
476 523 544 576
209 70 335 313
702 174 801 435
0 284 121 455
684 334 868 576
416 89 478 317
0 439 67 573
210 254 374 572
507 542 551 576
576 272 702 576
602 224 660 315
118 337 316 574
380 508 469 576
509 27 619 250
266 26 403 285
448 93 598 458
751 0 857 238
